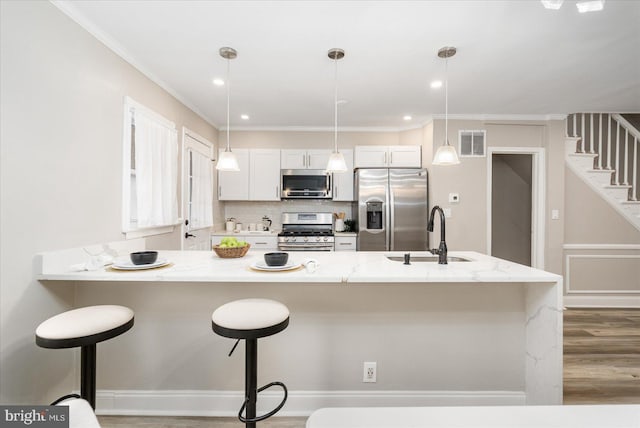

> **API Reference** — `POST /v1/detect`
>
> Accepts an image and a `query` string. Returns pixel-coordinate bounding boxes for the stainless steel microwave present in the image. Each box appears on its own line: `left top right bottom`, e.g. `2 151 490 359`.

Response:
281 169 332 199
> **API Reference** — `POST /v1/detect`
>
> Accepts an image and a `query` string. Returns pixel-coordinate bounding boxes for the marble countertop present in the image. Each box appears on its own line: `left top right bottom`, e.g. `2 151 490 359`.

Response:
37 250 561 284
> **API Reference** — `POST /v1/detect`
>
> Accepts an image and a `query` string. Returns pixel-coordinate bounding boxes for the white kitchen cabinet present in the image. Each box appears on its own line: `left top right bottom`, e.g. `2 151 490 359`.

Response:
211 234 278 250
335 235 357 251
243 235 278 250
388 145 422 167
281 149 330 170
354 145 422 168
249 149 280 201
218 149 249 200
332 149 354 201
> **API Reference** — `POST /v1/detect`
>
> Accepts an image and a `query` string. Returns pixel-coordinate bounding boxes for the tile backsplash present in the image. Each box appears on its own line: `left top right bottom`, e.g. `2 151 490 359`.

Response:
221 200 353 232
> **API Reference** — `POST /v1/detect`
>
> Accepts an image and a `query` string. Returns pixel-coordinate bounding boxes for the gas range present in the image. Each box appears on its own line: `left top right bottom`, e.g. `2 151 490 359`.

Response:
278 213 335 251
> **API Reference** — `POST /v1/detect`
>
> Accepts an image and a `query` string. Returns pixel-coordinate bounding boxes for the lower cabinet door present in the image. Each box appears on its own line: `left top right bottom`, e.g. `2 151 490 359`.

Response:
335 236 357 251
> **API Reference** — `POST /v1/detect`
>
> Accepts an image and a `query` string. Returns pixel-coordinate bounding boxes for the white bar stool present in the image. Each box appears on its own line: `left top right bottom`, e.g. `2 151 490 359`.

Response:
35 305 135 409
212 298 289 428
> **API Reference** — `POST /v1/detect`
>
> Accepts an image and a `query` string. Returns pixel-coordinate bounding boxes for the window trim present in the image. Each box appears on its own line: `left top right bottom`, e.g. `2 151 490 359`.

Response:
122 96 180 239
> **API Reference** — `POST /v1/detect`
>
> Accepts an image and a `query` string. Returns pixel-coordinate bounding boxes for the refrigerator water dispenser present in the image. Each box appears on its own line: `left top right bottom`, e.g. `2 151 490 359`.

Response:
366 201 383 230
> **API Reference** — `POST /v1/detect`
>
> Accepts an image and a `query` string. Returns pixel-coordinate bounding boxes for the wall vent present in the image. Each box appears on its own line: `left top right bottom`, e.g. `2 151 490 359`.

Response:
459 130 486 157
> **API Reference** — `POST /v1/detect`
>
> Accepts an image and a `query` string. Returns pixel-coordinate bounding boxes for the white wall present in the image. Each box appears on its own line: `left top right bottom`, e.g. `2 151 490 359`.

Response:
0 1 218 404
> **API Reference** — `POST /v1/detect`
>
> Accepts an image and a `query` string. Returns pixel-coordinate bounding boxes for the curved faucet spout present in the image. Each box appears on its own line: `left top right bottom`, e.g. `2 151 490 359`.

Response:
427 205 448 264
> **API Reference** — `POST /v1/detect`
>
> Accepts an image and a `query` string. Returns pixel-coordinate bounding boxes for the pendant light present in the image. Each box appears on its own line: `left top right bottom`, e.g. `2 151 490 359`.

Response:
432 46 461 166
216 47 240 171
326 48 348 173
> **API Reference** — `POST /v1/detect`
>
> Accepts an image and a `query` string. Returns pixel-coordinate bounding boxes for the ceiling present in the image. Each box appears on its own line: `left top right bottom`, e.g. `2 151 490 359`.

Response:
54 0 640 130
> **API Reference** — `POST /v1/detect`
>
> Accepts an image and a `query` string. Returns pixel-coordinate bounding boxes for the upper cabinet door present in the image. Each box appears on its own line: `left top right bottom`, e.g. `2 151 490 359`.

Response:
281 149 331 169
249 149 281 201
333 149 354 201
218 149 250 200
388 145 422 168
307 150 331 169
281 149 307 169
354 146 389 168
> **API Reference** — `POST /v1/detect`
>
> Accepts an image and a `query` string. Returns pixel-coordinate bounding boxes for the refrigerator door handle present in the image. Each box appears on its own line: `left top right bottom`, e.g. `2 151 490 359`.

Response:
389 187 395 251
385 185 390 250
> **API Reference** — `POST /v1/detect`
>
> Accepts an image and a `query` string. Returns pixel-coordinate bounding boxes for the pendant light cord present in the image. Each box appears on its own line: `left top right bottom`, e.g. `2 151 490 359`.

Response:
334 56 338 153
226 57 231 152
445 55 449 147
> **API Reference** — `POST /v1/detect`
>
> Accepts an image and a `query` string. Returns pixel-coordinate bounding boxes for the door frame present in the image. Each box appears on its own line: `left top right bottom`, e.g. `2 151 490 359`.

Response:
486 147 546 269
181 127 214 250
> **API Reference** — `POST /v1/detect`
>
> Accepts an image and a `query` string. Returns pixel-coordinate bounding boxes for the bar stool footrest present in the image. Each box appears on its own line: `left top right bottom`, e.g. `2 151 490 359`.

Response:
238 381 288 423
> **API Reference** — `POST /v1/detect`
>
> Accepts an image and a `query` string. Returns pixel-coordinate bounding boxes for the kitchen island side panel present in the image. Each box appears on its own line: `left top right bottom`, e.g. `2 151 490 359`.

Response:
73 282 531 406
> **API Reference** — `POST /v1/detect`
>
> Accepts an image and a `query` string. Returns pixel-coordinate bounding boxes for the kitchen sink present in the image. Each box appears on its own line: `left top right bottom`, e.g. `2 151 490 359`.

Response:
385 255 472 263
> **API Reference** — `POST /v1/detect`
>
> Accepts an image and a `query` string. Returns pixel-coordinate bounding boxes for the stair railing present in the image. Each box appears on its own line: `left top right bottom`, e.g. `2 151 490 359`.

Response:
567 113 639 201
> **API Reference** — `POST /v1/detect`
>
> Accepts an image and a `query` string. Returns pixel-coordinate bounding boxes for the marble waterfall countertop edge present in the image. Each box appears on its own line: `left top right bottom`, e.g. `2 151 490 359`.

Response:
36 251 561 284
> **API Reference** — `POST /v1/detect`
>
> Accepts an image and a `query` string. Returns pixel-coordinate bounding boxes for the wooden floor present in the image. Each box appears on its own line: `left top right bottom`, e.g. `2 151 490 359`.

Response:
563 308 640 404
98 309 640 427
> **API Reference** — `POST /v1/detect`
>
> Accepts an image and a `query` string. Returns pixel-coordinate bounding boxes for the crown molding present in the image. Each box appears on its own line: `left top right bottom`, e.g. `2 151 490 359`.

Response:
221 126 411 133
50 0 219 130
430 114 568 121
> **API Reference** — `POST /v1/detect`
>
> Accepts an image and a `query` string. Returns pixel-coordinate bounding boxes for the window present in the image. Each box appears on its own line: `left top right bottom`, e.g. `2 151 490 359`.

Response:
458 130 486 157
122 97 179 238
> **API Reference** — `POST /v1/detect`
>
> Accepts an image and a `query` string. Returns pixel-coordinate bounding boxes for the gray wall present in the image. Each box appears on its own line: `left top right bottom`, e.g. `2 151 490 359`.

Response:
491 154 532 266
0 1 218 404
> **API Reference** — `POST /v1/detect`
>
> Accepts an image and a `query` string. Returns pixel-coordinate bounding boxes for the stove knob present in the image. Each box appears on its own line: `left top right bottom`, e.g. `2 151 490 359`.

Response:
315 237 321 242
284 238 290 242
324 237 328 241
304 237 309 242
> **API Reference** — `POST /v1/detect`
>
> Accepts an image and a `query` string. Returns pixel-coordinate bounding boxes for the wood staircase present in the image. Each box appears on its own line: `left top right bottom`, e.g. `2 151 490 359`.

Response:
565 113 640 231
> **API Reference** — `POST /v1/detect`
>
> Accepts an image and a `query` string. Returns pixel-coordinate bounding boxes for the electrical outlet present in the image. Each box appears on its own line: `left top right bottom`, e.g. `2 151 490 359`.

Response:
363 361 377 383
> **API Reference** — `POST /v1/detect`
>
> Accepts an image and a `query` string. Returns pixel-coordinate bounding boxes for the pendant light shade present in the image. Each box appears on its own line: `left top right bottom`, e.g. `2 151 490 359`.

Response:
326 48 348 173
216 47 240 172
432 46 460 166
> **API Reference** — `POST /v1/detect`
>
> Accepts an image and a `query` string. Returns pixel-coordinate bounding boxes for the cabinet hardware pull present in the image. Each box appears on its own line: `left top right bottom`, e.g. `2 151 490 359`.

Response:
255 242 267 245
276 186 279 198
307 154 311 167
218 186 221 198
384 152 387 165
339 243 352 245
302 154 306 167
335 186 338 198
390 152 393 164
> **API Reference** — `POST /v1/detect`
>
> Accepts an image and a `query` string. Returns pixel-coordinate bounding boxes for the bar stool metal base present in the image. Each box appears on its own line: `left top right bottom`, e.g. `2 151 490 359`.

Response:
237 338 288 428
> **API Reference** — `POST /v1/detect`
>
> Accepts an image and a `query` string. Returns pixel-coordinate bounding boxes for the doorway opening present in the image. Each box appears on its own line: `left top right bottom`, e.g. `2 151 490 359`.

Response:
487 148 545 268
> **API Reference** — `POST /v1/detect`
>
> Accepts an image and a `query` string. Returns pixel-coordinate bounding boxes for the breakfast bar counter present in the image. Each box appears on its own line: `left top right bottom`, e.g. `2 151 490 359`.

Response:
36 247 563 414
37 250 561 285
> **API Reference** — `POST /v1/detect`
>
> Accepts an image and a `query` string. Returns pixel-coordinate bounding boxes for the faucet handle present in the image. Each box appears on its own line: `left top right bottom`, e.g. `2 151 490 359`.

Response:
429 248 440 255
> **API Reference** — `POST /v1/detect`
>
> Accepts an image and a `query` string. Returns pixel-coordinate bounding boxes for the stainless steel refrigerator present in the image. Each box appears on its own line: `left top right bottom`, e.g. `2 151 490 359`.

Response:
354 169 428 251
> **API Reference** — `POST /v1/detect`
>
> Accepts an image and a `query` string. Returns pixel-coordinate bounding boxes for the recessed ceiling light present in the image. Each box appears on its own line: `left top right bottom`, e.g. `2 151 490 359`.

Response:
576 0 605 13
212 78 224 86
541 0 564 10
403 115 412 121
430 80 443 89
240 114 249 120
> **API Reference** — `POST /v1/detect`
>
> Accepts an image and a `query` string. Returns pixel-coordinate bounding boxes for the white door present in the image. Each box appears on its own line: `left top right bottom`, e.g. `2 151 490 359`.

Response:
389 145 422 168
218 149 249 200
281 149 307 169
333 149 354 201
182 129 214 250
354 146 389 168
249 149 281 201
307 150 331 169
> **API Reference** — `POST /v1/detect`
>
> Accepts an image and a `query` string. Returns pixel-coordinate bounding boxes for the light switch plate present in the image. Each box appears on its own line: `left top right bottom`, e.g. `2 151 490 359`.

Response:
551 209 559 220
443 208 452 218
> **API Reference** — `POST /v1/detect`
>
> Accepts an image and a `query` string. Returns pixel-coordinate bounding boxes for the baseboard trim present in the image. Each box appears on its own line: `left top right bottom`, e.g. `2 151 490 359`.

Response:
564 295 640 308
94 389 526 417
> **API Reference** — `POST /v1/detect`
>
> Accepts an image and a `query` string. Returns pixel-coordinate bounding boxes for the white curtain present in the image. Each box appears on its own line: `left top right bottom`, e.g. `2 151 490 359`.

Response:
134 109 178 228
189 149 213 229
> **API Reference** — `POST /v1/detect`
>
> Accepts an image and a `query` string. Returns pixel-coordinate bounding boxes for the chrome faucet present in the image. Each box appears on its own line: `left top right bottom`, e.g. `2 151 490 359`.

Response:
427 205 448 264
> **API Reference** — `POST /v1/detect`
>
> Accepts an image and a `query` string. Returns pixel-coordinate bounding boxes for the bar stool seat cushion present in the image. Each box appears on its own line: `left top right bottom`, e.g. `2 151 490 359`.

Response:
212 298 289 339
36 305 134 349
